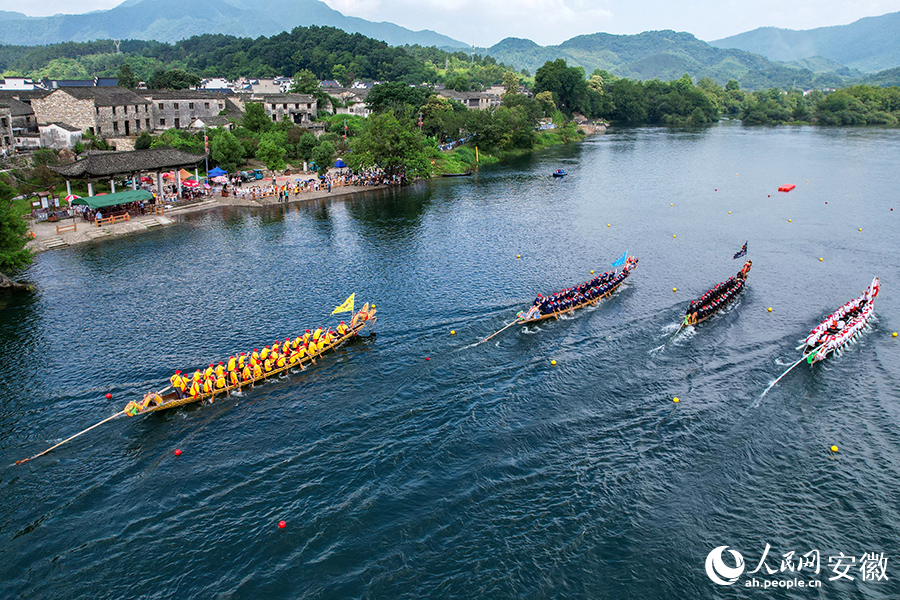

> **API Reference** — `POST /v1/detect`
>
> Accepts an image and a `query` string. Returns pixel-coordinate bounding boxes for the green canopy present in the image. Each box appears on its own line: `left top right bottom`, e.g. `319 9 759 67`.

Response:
71 189 153 210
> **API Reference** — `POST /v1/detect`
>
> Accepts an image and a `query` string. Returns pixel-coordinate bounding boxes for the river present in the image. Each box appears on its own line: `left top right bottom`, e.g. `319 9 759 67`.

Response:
2 121 899 599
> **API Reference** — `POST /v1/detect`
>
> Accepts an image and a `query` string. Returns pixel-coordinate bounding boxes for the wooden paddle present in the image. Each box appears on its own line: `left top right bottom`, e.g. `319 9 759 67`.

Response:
16 410 126 465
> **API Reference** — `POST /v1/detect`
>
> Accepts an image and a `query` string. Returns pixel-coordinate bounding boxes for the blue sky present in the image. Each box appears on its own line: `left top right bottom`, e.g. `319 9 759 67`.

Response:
2 0 898 45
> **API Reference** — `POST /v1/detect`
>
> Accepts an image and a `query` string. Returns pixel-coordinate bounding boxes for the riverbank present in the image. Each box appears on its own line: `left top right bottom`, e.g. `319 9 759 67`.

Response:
25 179 390 254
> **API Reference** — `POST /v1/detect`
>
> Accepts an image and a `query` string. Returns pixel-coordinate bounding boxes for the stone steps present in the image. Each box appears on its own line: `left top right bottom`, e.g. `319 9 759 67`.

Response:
42 237 68 249
85 229 111 239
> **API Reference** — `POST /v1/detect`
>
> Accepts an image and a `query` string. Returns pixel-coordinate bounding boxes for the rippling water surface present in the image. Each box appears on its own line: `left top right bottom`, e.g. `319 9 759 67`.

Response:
3 122 900 599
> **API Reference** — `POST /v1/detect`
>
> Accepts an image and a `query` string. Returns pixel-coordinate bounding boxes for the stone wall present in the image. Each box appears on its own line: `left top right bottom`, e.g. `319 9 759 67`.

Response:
0 108 11 151
96 104 151 138
32 93 95 132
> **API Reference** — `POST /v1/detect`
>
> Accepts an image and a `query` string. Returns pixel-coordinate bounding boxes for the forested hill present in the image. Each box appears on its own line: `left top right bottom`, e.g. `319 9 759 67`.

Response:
710 11 900 73
481 30 853 91
0 0 468 49
0 27 510 87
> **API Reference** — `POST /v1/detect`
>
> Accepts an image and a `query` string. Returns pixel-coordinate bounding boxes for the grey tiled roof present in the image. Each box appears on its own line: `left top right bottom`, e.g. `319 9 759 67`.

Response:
51 148 205 178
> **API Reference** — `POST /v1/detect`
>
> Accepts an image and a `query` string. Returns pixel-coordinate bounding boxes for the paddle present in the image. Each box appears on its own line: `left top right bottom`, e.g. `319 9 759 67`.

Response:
477 318 521 345
759 346 822 400
16 410 126 465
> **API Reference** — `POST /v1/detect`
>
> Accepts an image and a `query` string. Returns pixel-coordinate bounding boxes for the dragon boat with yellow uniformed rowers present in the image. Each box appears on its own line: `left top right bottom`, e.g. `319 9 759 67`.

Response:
16 298 375 465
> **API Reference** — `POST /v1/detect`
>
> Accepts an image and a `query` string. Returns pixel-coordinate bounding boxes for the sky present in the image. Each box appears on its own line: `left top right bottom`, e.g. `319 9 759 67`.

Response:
1 0 898 45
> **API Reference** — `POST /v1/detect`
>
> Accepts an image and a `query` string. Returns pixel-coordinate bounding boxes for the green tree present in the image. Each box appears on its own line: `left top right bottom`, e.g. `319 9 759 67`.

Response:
311 140 335 176
502 70 520 94
147 68 200 90
365 82 434 114
134 131 153 150
242 102 272 133
0 178 32 273
117 63 137 88
296 132 318 163
347 110 429 181
289 69 320 94
211 129 244 173
534 59 590 116
256 131 286 170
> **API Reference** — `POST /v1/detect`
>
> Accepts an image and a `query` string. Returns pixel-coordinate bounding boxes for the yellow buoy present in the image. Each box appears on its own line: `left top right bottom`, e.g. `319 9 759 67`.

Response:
807 180 809 182
673 234 676 238
819 257 824 261
768 307 773 312
590 270 594 274
830 445 838 453
728 211 731 214
673 397 679 403
670 203 673 206
450 330 455 335
672 287 677 293
858 228 862 232
893 332 897 337
788 219 792 223
607 224 611 228
517 254 521 258
551 360 557 366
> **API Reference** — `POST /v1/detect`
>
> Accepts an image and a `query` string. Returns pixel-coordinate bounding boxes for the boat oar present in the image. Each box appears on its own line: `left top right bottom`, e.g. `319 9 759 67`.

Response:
477 318 520 345
665 320 687 346
15 410 126 465
759 347 821 400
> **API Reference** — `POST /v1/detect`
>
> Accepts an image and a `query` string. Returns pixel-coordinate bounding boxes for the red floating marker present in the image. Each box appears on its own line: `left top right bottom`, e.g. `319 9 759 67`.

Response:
278 520 286 529
767 195 770 197
778 184 796 192
825 201 828 204
105 393 112 399
714 189 717 191
425 357 431 361
174 449 182 456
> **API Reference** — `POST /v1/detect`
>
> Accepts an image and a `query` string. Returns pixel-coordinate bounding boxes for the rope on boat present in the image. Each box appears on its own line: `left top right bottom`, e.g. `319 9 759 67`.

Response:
15 410 126 466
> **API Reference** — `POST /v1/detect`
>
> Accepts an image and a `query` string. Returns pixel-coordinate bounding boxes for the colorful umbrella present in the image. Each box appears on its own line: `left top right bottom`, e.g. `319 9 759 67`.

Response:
140 176 153 183
182 179 200 188
64 194 80 202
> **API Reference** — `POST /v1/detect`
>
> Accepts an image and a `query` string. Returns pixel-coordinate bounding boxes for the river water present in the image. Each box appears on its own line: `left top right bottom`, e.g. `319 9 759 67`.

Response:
2 122 900 599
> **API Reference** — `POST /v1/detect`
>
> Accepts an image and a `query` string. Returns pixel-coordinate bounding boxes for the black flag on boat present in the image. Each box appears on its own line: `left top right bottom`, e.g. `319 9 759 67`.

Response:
733 241 748 259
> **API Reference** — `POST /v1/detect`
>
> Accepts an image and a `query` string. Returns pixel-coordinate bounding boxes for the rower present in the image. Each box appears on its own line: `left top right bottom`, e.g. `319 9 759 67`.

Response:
229 369 240 387
276 354 286 369
215 362 225 378
252 362 263 378
170 371 184 399
264 357 273 372
312 327 323 342
292 336 302 350
215 373 227 390
227 355 236 372
337 321 348 335
260 346 270 361
251 348 260 363
241 364 253 381
303 330 311 345
189 378 201 397
238 353 247 369
204 364 215 379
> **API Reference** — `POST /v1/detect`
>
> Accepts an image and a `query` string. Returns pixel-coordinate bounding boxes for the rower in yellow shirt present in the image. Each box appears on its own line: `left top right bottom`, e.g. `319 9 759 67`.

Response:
292 336 301 350
204 364 215 379
170 371 184 398
337 321 348 335
272 341 280 355
302 330 311 345
229 369 240 387
317 337 327 353
215 362 225 378
312 327 323 342
227 355 237 372
238 353 246 369
242 364 253 381
276 354 286 369
251 349 260 363
264 357 273 372
215 373 227 389
202 377 213 393
252 362 263 378
260 346 270 361
189 378 201 397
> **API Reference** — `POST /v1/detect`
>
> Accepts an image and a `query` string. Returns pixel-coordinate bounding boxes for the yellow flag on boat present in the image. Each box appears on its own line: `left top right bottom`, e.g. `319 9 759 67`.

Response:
332 293 355 314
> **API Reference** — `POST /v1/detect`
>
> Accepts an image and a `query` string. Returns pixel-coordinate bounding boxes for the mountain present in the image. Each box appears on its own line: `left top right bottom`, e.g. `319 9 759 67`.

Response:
0 0 469 49
710 11 900 73
482 30 842 91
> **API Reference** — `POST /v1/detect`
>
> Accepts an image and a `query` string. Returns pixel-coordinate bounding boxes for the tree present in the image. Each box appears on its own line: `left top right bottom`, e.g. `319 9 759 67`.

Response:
256 131 286 170
211 129 244 173
534 59 590 116
290 69 320 94
347 110 429 181
0 178 32 273
134 131 153 150
147 69 200 90
117 63 137 88
242 102 272 133
365 82 434 114
311 140 334 176
502 71 520 94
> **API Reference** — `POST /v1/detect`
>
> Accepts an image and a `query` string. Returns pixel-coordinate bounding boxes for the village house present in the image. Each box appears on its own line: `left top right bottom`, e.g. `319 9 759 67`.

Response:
31 87 152 139
330 88 372 118
250 93 317 124
0 106 12 154
141 89 238 131
39 122 82 149
437 89 497 110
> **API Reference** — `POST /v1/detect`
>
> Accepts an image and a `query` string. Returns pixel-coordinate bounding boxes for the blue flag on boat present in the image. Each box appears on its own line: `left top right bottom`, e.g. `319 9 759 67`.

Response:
733 241 748 259
611 251 627 267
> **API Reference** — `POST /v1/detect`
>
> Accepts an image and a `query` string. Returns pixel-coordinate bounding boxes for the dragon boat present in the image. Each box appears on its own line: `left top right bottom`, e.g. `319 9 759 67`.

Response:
797 277 879 364
124 304 377 417
682 260 751 326
518 256 638 324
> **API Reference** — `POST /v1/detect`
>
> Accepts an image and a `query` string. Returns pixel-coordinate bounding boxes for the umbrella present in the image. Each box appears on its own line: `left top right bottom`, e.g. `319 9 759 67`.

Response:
334 158 347 168
182 180 200 188
140 176 153 183
179 168 192 180
204 183 212 189
96 193 107 195
212 176 228 184
64 194 80 202
162 171 174 179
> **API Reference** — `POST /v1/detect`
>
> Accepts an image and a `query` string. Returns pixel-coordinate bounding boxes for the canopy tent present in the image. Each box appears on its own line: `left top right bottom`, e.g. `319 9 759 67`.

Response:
334 158 347 168
71 189 153 210
208 166 227 177
179 168 192 180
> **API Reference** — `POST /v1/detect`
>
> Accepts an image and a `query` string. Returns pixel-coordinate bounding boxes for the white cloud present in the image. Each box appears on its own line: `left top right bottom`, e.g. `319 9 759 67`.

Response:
0 0 119 17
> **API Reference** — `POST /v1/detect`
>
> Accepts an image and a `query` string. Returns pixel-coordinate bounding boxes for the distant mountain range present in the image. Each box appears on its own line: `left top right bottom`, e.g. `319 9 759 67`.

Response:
0 0 469 49
480 31 857 90
710 11 900 73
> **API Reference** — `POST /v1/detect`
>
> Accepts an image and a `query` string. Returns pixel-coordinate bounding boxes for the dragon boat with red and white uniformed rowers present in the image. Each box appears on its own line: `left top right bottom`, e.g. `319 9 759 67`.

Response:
798 277 879 364
760 278 879 399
